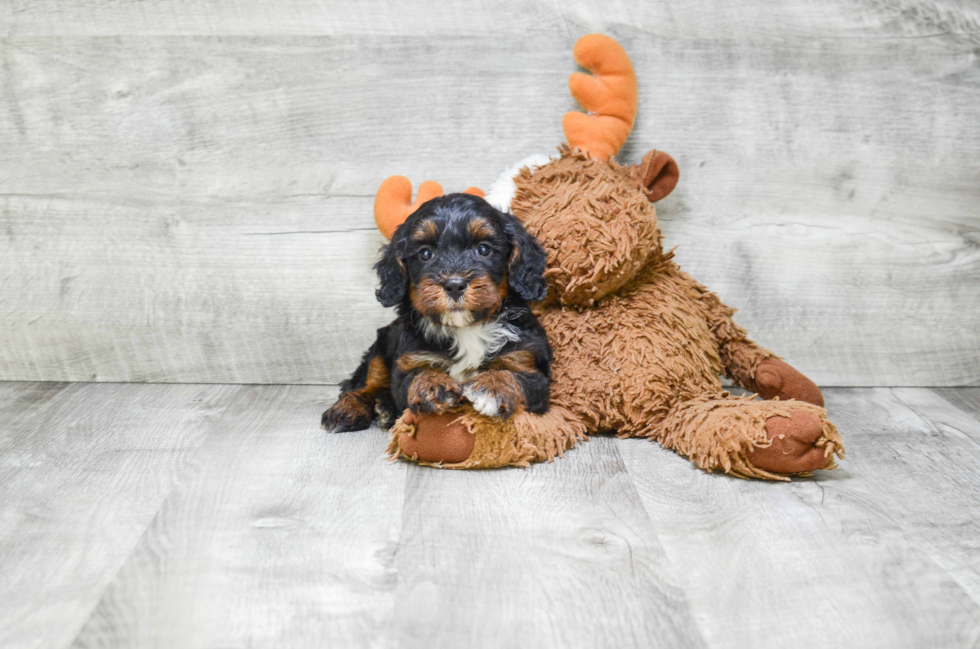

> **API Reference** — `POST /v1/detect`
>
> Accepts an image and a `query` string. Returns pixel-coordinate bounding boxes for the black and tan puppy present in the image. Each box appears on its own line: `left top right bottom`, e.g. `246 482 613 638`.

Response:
322 193 552 432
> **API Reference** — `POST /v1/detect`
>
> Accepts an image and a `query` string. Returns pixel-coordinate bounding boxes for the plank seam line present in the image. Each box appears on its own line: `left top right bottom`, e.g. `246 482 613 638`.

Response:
888 388 980 451
62 384 252 648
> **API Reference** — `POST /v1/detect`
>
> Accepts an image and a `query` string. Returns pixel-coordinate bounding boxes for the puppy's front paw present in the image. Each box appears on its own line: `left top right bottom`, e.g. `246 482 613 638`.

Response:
463 371 523 419
322 393 373 432
408 371 462 414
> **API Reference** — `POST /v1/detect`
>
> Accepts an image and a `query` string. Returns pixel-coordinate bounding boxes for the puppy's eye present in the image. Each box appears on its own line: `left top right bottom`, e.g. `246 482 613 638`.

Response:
419 248 433 261
477 243 492 257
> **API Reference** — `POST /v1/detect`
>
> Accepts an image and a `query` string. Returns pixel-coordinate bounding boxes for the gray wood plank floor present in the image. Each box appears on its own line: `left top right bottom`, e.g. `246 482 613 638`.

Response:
2 382 980 649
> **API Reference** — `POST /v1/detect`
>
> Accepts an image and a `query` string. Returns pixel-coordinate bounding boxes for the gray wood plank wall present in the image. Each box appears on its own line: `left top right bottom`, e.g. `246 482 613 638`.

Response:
1 2 978 386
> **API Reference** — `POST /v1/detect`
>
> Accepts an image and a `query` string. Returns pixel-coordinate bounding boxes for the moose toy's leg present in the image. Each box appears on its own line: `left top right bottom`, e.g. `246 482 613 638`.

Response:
722 336 825 407
654 393 844 481
701 291 825 407
387 406 587 469
747 358 824 407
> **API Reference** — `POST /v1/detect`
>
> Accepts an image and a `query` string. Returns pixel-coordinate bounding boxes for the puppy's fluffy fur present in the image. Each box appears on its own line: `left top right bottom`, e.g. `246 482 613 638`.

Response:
322 193 552 432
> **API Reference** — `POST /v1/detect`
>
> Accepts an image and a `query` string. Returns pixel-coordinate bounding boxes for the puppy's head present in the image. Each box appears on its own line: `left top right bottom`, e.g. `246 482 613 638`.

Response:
375 193 547 326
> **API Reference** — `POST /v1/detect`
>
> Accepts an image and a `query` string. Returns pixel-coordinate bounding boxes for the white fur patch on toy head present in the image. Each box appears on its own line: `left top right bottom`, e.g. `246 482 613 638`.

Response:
483 153 555 213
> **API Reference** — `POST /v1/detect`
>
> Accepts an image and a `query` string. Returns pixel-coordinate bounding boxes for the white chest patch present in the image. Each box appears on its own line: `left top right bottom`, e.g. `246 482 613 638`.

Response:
421 319 521 381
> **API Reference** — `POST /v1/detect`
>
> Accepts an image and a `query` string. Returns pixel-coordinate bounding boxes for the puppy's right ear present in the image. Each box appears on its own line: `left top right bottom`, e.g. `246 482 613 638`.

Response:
501 212 548 303
374 233 408 308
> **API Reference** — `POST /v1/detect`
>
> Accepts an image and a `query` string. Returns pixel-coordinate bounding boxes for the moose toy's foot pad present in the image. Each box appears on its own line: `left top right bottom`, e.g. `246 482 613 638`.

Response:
387 406 588 469
656 393 844 481
394 411 474 464
748 410 831 475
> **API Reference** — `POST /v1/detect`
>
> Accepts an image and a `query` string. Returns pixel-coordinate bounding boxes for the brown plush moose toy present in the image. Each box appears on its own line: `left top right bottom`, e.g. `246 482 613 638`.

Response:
377 34 844 480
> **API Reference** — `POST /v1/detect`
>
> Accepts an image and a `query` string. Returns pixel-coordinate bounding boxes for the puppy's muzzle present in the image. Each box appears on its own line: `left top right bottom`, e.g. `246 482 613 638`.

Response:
442 277 469 302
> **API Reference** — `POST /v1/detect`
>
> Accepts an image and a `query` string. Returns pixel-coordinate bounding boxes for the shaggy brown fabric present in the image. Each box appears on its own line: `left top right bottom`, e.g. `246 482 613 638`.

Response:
382 34 844 480
388 405 587 469
536 257 725 436
511 146 661 307
510 147 843 478
696 287 775 389
657 394 842 481
389 146 844 480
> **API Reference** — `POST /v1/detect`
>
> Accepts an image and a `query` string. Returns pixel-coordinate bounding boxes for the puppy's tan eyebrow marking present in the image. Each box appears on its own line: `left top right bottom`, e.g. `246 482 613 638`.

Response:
467 217 495 240
411 219 439 242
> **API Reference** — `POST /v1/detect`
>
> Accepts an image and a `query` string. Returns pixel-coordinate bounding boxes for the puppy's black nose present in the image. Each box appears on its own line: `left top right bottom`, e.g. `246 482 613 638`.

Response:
442 277 469 301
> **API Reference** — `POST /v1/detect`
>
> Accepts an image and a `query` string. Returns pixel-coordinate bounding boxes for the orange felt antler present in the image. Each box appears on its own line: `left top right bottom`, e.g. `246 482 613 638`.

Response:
562 34 638 161
373 176 484 239
374 176 442 240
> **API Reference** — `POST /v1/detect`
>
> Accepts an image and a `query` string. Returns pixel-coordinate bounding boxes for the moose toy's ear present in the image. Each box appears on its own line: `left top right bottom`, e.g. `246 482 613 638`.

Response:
374 232 408 308
501 212 548 303
631 149 680 203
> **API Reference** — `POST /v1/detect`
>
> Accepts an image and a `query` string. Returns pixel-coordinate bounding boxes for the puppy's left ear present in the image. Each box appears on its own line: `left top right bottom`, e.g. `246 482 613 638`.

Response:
501 212 548 302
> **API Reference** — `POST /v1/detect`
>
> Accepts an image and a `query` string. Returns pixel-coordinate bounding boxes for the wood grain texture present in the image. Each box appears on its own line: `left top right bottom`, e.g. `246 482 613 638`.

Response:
931 387 980 442
70 385 407 649
0 381 240 649
0 194 387 384
2 383 980 648
2 0 978 38
618 387 980 649
1 4 979 385
391 436 705 648
886 387 980 597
